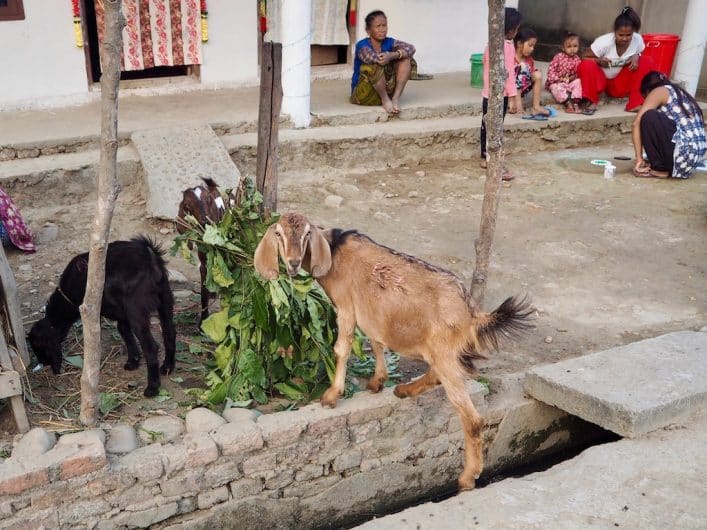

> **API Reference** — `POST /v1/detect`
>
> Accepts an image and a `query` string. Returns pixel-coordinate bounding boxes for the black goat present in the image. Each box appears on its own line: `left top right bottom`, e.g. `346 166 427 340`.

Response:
29 236 176 397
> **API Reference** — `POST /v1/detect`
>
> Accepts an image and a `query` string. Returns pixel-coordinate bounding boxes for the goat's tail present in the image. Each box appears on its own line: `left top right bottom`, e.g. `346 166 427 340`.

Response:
460 296 533 374
132 235 169 279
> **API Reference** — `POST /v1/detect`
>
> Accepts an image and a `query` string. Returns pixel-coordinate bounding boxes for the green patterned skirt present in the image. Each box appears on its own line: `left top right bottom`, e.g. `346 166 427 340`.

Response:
350 58 419 106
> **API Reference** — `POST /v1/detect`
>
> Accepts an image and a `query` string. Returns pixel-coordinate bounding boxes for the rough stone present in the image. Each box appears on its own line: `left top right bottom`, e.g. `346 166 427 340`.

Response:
242 452 276 476
55 429 107 480
105 423 139 454
183 433 219 469
221 407 258 424
257 412 307 448
324 194 344 208
58 498 111 525
9 427 56 460
332 449 363 472
160 468 205 498
185 407 227 433
167 269 189 285
112 444 165 482
229 478 264 499
138 415 185 444
36 222 59 244
197 485 230 510
101 502 179 529
203 460 242 488
210 421 263 456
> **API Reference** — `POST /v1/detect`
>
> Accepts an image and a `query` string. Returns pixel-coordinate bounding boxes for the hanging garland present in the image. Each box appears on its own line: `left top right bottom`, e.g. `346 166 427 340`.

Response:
201 0 208 42
71 0 83 47
348 0 357 27
258 0 267 34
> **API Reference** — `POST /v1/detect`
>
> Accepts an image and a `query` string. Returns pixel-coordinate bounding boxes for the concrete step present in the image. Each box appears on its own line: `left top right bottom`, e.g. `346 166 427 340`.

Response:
0 145 141 202
130 125 241 219
524 330 707 438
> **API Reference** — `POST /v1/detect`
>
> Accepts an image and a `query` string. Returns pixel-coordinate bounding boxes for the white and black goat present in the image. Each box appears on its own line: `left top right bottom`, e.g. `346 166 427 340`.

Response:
29 236 176 397
176 177 228 322
254 213 532 490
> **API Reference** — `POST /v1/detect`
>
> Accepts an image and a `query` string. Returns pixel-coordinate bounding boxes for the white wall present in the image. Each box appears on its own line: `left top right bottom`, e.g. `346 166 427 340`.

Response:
1 0 89 109
200 0 259 86
356 0 490 73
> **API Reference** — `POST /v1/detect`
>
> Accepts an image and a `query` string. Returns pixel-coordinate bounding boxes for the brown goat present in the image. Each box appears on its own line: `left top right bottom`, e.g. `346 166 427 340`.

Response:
254 213 532 491
176 178 227 322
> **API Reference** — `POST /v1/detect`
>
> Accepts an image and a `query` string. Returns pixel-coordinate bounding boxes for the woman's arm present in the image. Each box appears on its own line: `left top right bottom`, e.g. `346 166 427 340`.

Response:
632 86 669 167
392 39 415 59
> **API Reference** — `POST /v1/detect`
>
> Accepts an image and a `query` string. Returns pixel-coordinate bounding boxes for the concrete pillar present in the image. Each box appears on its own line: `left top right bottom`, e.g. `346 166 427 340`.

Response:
673 0 707 95
281 0 312 128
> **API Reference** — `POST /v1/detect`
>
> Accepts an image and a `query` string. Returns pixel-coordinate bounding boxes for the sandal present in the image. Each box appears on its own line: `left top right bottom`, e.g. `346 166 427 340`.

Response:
479 158 488 169
522 113 549 121
581 105 597 116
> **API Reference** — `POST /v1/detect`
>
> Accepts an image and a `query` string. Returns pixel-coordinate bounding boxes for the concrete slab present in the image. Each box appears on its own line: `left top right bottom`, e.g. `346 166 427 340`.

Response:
355 407 707 530
524 331 707 438
131 125 241 219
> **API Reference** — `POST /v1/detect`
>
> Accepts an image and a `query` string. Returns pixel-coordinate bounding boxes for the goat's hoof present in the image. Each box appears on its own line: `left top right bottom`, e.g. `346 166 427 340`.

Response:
144 386 160 398
366 378 386 393
320 389 339 408
124 361 140 371
393 385 410 398
160 363 175 375
458 477 477 491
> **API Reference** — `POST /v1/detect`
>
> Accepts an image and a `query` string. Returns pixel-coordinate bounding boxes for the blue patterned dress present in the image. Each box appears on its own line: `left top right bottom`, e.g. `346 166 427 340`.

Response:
659 85 706 178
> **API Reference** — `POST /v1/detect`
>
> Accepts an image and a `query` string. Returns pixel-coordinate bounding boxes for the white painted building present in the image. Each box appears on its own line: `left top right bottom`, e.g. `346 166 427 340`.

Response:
0 0 702 119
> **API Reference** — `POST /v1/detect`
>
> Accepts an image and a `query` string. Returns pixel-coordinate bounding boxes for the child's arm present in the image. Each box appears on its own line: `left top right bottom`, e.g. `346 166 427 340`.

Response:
546 56 562 85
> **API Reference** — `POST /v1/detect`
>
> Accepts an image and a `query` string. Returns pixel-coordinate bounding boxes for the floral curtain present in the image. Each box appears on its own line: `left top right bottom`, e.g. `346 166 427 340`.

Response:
95 0 202 71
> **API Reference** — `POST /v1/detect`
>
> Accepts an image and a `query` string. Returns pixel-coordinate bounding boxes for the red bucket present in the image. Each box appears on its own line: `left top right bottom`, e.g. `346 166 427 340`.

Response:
641 34 680 76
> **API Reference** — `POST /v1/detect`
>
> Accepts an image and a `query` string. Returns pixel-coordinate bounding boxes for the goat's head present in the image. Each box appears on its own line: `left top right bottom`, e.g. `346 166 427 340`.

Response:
254 213 332 279
28 318 63 374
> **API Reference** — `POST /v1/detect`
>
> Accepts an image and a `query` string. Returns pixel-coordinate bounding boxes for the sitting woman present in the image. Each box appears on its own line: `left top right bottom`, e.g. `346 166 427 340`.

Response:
578 6 656 113
350 10 415 115
632 71 706 179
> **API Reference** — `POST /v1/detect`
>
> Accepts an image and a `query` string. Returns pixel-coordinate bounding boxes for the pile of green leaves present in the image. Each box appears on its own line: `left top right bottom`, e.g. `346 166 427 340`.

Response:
172 179 361 406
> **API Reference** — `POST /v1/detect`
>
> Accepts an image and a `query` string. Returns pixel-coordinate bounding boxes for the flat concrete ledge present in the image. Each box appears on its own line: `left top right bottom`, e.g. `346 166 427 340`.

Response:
524 331 707 438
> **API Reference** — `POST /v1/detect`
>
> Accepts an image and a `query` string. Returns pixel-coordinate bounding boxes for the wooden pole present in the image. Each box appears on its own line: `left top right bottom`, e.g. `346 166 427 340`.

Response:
255 41 283 218
471 0 505 305
79 0 124 427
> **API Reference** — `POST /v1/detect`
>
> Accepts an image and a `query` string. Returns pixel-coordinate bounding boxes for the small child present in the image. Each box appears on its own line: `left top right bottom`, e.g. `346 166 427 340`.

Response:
512 28 550 119
546 31 583 113
479 7 522 180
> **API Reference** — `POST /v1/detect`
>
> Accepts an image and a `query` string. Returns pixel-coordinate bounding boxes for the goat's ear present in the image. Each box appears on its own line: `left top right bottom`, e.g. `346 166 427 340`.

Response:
254 225 280 280
308 226 332 278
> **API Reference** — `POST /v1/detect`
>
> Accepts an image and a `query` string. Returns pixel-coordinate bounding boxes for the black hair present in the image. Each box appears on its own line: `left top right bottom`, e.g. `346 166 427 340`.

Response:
640 71 703 120
365 10 386 30
514 27 537 48
561 31 579 46
505 7 523 36
614 6 641 32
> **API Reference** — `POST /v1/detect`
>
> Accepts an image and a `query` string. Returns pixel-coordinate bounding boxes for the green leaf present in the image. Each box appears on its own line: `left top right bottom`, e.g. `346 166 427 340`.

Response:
214 342 234 373
203 224 227 245
274 382 306 401
99 392 121 416
154 389 172 402
252 286 269 329
201 309 229 343
211 253 235 287
65 355 83 368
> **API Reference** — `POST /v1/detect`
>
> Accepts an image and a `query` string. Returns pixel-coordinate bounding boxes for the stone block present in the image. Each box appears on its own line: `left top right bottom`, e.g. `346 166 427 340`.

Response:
102 502 179 529
186 407 227 433
349 420 382 443
242 452 276 476
58 498 111 525
203 460 242 488
294 463 324 482
9 428 56 460
221 407 258 424
257 413 307 448
332 449 363 472
525 331 707 437
197 485 230 510
160 468 205 498
57 430 108 480
264 469 294 490
138 416 185 444
229 478 264 499
105 423 139 454
282 474 342 499
112 444 165 482
0 464 49 496
210 422 263 456
183 433 219 468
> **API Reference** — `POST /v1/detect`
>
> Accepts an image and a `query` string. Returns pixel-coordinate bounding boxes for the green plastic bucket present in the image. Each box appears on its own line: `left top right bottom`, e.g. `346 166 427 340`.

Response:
470 53 484 88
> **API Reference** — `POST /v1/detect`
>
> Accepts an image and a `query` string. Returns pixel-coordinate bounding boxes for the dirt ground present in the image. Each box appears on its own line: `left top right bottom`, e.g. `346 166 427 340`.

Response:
2 144 706 444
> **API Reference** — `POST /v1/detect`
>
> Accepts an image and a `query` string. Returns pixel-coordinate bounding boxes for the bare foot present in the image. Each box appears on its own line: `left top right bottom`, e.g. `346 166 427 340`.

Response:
381 98 396 115
533 106 551 116
391 97 401 113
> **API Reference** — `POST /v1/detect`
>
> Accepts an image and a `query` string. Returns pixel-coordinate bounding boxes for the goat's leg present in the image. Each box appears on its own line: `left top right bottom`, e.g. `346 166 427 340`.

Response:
436 361 485 491
117 320 142 371
393 367 440 398
198 251 209 323
129 312 162 397
321 312 356 408
158 282 177 376
366 340 388 393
